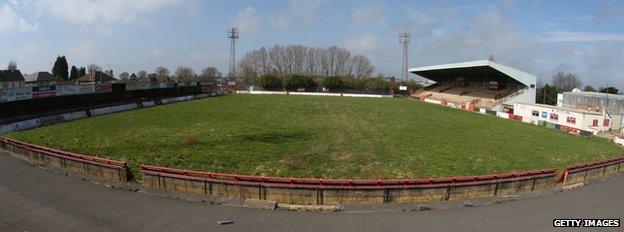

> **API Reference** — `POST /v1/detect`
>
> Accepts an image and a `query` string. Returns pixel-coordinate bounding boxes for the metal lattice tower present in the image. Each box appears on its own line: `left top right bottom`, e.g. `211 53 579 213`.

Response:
399 32 410 82
227 27 239 78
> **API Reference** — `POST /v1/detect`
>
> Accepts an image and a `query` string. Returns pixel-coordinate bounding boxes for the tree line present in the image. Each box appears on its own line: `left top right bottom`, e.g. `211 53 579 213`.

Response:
537 72 620 105
258 72 421 92
238 45 375 84
117 66 222 82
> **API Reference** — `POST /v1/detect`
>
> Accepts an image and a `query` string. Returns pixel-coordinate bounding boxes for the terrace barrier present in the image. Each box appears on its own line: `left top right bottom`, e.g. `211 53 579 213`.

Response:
140 164 556 205
0 136 133 182
558 157 624 186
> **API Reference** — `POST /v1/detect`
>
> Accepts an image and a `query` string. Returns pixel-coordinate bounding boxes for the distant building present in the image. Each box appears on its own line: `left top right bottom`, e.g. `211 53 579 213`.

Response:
557 91 624 132
0 70 25 89
514 102 611 135
77 71 116 84
23 71 56 86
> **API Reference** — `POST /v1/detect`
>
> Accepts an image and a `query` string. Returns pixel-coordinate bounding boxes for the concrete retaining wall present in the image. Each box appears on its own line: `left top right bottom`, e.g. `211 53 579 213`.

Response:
424 98 442 104
0 137 133 182
61 111 88 121
141 101 156 108
2 135 621 205
0 119 41 134
560 157 624 186
140 165 557 205
90 103 139 116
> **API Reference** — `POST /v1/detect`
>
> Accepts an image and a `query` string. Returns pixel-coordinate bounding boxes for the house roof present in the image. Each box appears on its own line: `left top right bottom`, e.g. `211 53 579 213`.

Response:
77 71 116 83
409 60 537 87
23 72 56 82
0 70 25 82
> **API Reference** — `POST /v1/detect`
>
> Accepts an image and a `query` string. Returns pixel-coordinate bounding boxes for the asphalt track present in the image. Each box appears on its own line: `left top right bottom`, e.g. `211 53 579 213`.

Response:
0 151 622 232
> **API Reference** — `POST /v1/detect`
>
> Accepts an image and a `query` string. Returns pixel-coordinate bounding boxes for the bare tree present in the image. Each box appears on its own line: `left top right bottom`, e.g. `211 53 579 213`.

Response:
119 71 130 80
237 45 375 79
87 64 101 74
350 55 374 77
137 70 148 79
200 67 222 78
175 66 195 81
552 72 581 92
6 60 17 70
155 66 169 77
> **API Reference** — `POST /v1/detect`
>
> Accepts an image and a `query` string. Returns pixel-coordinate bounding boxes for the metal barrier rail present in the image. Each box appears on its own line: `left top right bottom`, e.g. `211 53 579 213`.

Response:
140 164 556 190
0 136 126 168
557 157 624 183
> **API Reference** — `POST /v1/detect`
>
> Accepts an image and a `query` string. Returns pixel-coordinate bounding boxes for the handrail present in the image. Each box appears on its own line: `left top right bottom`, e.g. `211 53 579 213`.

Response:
0 136 127 168
556 157 624 183
493 87 528 105
140 164 556 190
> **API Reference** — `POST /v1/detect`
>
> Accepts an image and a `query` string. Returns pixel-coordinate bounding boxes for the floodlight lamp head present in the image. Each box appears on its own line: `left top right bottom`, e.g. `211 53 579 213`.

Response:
399 32 410 44
228 27 239 39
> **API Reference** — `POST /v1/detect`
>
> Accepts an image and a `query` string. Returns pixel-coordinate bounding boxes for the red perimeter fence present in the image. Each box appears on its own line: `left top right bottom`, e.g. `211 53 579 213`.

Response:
557 157 624 183
140 164 556 190
1 135 622 196
0 136 133 182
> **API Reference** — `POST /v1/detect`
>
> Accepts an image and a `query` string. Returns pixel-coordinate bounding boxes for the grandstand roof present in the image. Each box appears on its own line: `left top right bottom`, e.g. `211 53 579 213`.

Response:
409 60 536 87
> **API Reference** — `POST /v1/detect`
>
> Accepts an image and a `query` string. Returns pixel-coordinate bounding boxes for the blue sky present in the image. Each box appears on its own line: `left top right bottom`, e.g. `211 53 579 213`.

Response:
1 0 623 88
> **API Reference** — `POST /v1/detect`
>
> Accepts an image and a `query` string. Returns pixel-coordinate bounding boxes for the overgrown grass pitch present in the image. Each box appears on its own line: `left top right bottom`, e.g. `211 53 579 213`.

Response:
8 94 622 179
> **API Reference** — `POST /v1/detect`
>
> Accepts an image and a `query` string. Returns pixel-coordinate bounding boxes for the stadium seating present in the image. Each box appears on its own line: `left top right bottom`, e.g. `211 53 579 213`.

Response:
417 83 520 109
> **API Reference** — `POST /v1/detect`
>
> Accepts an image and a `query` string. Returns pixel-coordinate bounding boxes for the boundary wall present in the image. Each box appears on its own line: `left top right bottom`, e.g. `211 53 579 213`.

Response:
0 136 133 182
140 165 556 205
1 135 622 205
558 157 624 186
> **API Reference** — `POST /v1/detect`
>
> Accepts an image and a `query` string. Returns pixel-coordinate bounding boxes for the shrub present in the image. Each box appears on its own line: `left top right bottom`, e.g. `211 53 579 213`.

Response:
321 76 344 90
259 73 283 89
282 75 315 90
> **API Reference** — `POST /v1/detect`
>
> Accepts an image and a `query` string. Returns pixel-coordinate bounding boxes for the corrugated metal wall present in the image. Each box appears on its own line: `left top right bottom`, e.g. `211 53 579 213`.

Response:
562 93 624 115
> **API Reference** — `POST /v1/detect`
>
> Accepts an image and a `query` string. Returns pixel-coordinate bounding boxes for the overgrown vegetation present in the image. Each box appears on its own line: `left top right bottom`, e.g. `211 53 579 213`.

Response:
259 73 421 92
8 94 622 179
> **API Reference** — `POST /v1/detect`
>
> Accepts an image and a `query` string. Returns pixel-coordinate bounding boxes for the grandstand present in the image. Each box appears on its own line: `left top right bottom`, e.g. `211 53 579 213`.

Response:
410 60 536 110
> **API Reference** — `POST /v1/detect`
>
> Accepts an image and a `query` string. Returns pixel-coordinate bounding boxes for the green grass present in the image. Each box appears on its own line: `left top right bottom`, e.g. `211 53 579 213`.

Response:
7 94 623 179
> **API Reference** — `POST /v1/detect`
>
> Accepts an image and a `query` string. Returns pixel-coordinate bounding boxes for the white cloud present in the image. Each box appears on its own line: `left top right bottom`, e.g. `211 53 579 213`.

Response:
352 2 384 25
37 0 181 25
568 43 624 89
270 0 322 29
344 34 382 53
539 31 624 42
66 40 101 66
414 8 537 70
0 3 38 33
234 6 262 35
